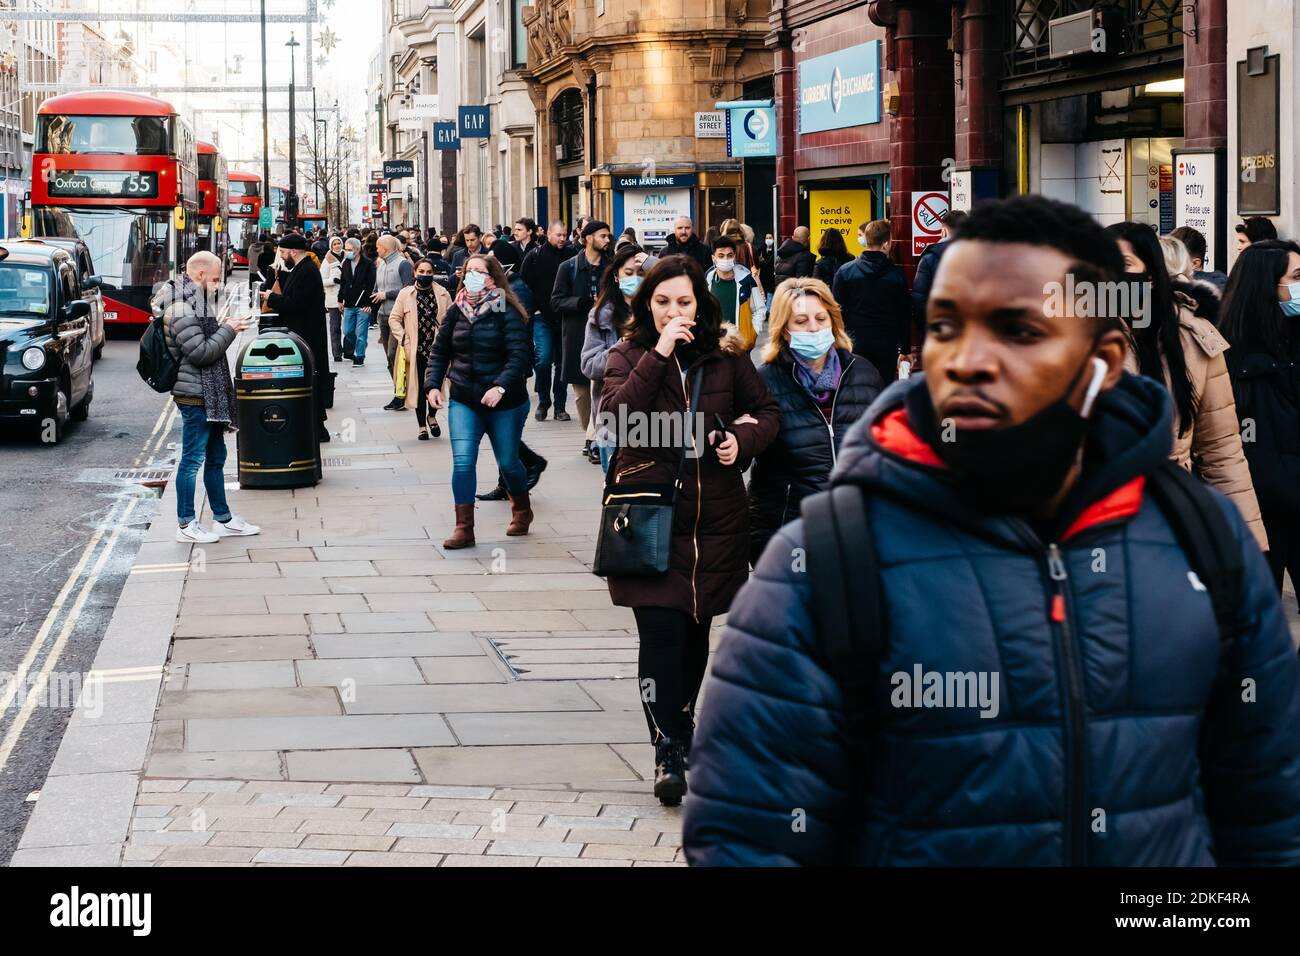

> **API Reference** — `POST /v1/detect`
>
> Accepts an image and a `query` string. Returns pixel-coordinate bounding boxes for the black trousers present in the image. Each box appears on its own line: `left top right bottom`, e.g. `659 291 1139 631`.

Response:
328 307 342 361
415 353 439 429
632 606 713 744
1261 507 1300 607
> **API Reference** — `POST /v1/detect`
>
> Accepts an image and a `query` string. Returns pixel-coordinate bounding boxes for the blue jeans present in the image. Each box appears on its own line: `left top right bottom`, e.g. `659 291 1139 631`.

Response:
176 402 232 525
448 398 530 505
532 318 566 412
342 307 370 360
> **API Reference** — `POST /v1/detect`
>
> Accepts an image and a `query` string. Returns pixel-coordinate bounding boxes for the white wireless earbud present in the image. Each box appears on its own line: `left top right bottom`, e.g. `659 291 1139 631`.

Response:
1079 357 1109 419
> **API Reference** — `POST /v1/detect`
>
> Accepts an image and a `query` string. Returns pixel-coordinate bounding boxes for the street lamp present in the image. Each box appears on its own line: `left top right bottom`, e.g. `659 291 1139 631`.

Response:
260 0 270 210
286 32 300 214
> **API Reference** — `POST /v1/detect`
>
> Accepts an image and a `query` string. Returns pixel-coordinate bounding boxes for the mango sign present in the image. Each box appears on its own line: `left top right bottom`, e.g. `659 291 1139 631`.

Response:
810 190 873 247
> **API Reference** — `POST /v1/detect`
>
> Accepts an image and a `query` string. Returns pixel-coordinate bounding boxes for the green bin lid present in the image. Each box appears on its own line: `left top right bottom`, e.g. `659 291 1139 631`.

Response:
239 334 307 379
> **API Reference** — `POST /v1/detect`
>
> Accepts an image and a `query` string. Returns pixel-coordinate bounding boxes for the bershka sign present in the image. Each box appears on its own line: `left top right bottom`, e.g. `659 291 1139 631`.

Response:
50 886 152 936
383 160 414 179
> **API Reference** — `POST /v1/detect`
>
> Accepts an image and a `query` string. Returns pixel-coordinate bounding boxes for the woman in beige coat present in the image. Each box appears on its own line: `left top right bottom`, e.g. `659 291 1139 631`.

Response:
1109 222 1268 550
389 258 452 440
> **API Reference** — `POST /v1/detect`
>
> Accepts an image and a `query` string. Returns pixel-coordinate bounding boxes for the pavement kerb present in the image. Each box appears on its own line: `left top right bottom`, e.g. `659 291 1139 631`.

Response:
9 329 250 866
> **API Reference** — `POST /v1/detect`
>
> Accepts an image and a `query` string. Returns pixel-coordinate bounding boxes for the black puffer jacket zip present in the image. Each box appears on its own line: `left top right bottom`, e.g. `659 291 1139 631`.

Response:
746 347 882 562
423 300 532 410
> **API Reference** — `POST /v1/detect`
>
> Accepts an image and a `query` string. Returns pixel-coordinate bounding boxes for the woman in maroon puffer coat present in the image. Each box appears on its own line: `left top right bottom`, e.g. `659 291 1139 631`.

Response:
600 255 780 806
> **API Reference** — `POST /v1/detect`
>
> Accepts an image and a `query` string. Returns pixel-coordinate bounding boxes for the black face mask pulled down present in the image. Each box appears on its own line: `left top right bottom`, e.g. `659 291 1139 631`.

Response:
904 354 1103 515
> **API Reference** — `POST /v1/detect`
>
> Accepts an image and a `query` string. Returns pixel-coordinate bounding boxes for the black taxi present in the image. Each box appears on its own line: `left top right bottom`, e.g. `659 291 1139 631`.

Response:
0 241 94 443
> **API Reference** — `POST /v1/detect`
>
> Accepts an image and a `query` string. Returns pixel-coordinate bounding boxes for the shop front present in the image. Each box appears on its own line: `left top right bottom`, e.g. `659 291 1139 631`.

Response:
594 167 746 252
775 1 892 242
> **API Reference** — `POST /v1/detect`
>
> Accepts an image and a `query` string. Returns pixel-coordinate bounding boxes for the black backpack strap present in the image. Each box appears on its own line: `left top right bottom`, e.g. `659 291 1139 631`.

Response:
801 484 884 691
1143 461 1247 663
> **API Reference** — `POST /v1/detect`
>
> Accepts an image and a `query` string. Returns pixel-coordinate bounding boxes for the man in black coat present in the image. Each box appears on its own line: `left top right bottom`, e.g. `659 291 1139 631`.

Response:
520 220 577 419
909 210 968 350
550 219 612 451
774 226 816 280
260 232 331 439
832 219 911 384
661 216 712 271
338 236 377 365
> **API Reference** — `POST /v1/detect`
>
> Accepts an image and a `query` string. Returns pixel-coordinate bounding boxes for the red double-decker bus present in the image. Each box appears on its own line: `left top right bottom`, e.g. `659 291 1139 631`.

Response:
30 90 199 329
227 170 261 267
196 141 229 273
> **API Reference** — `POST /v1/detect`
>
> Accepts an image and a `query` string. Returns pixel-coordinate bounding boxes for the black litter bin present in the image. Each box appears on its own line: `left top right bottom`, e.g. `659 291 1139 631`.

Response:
235 327 321 488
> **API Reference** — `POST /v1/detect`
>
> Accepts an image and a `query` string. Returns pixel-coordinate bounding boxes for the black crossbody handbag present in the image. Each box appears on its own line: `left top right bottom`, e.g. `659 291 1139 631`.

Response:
593 366 703 578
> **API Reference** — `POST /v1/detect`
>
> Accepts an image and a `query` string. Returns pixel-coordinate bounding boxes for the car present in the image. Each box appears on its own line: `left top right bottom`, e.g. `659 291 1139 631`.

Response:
0 241 95 444
7 236 106 359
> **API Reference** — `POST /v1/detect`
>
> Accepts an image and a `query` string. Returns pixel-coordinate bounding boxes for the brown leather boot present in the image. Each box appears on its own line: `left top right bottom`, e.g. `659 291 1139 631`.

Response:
443 503 476 549
506 491 533 536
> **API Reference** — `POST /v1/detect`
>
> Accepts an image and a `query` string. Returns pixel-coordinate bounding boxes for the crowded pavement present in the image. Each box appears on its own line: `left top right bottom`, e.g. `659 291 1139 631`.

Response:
3 5 1300 928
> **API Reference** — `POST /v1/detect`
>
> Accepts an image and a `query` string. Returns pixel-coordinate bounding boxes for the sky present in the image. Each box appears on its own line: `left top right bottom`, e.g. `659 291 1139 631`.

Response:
61 0 384 213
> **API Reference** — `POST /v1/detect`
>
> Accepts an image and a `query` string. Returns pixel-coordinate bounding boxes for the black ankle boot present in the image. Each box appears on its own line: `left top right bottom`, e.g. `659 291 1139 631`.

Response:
653 736 687 807
681 712 696 768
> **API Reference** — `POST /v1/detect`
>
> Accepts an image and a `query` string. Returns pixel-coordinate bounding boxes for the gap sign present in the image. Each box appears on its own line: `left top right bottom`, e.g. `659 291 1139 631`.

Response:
433 122 460 150
458 106 490 138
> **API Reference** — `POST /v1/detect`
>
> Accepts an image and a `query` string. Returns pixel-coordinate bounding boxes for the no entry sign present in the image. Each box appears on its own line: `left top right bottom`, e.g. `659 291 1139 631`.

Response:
912 191 949 256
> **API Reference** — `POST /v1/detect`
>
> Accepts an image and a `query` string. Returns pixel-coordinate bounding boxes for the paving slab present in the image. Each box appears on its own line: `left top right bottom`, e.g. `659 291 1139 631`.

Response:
342 681 599 715
412 744 638 786
415 656 505 684
311 632 481 659
169 635 314 664
285 749 422 783
446 711 649 746
144 751 285 780
296 657 425 686
186 714 456 751
159 687 342 719
185 660 298 690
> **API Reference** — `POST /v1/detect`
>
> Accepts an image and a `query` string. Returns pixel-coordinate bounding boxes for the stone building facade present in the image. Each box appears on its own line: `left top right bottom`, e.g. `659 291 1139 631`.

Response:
520 0 773 245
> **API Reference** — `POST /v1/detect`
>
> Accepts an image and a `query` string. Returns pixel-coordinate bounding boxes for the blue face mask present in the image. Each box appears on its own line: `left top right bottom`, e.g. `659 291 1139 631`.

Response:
345 250 355 260
464 271 487 293
789 327 836 361
1282 283 1300 316
618 275 642 297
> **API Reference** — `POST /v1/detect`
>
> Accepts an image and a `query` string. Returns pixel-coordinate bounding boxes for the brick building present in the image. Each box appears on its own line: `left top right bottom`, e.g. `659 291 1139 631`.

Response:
768 0 1229 275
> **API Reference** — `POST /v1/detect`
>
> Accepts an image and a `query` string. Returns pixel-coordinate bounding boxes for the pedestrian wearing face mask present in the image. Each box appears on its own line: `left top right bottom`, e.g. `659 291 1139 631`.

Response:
1220 240 1300 601
757 233 777 293
706 235 765 351
389 257 453 440
260 232 331 441
339 237 376 366
1107 221 1266 550
321 235 345 362
746 278 882 563
684 195 1300 866
581 246 656 472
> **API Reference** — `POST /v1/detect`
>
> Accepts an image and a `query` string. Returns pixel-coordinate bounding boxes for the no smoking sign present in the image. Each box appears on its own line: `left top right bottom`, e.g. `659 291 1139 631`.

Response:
912 191 949 256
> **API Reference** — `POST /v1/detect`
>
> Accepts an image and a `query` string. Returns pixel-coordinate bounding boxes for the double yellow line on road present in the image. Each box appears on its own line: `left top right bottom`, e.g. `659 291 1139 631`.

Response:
0 389 179 773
